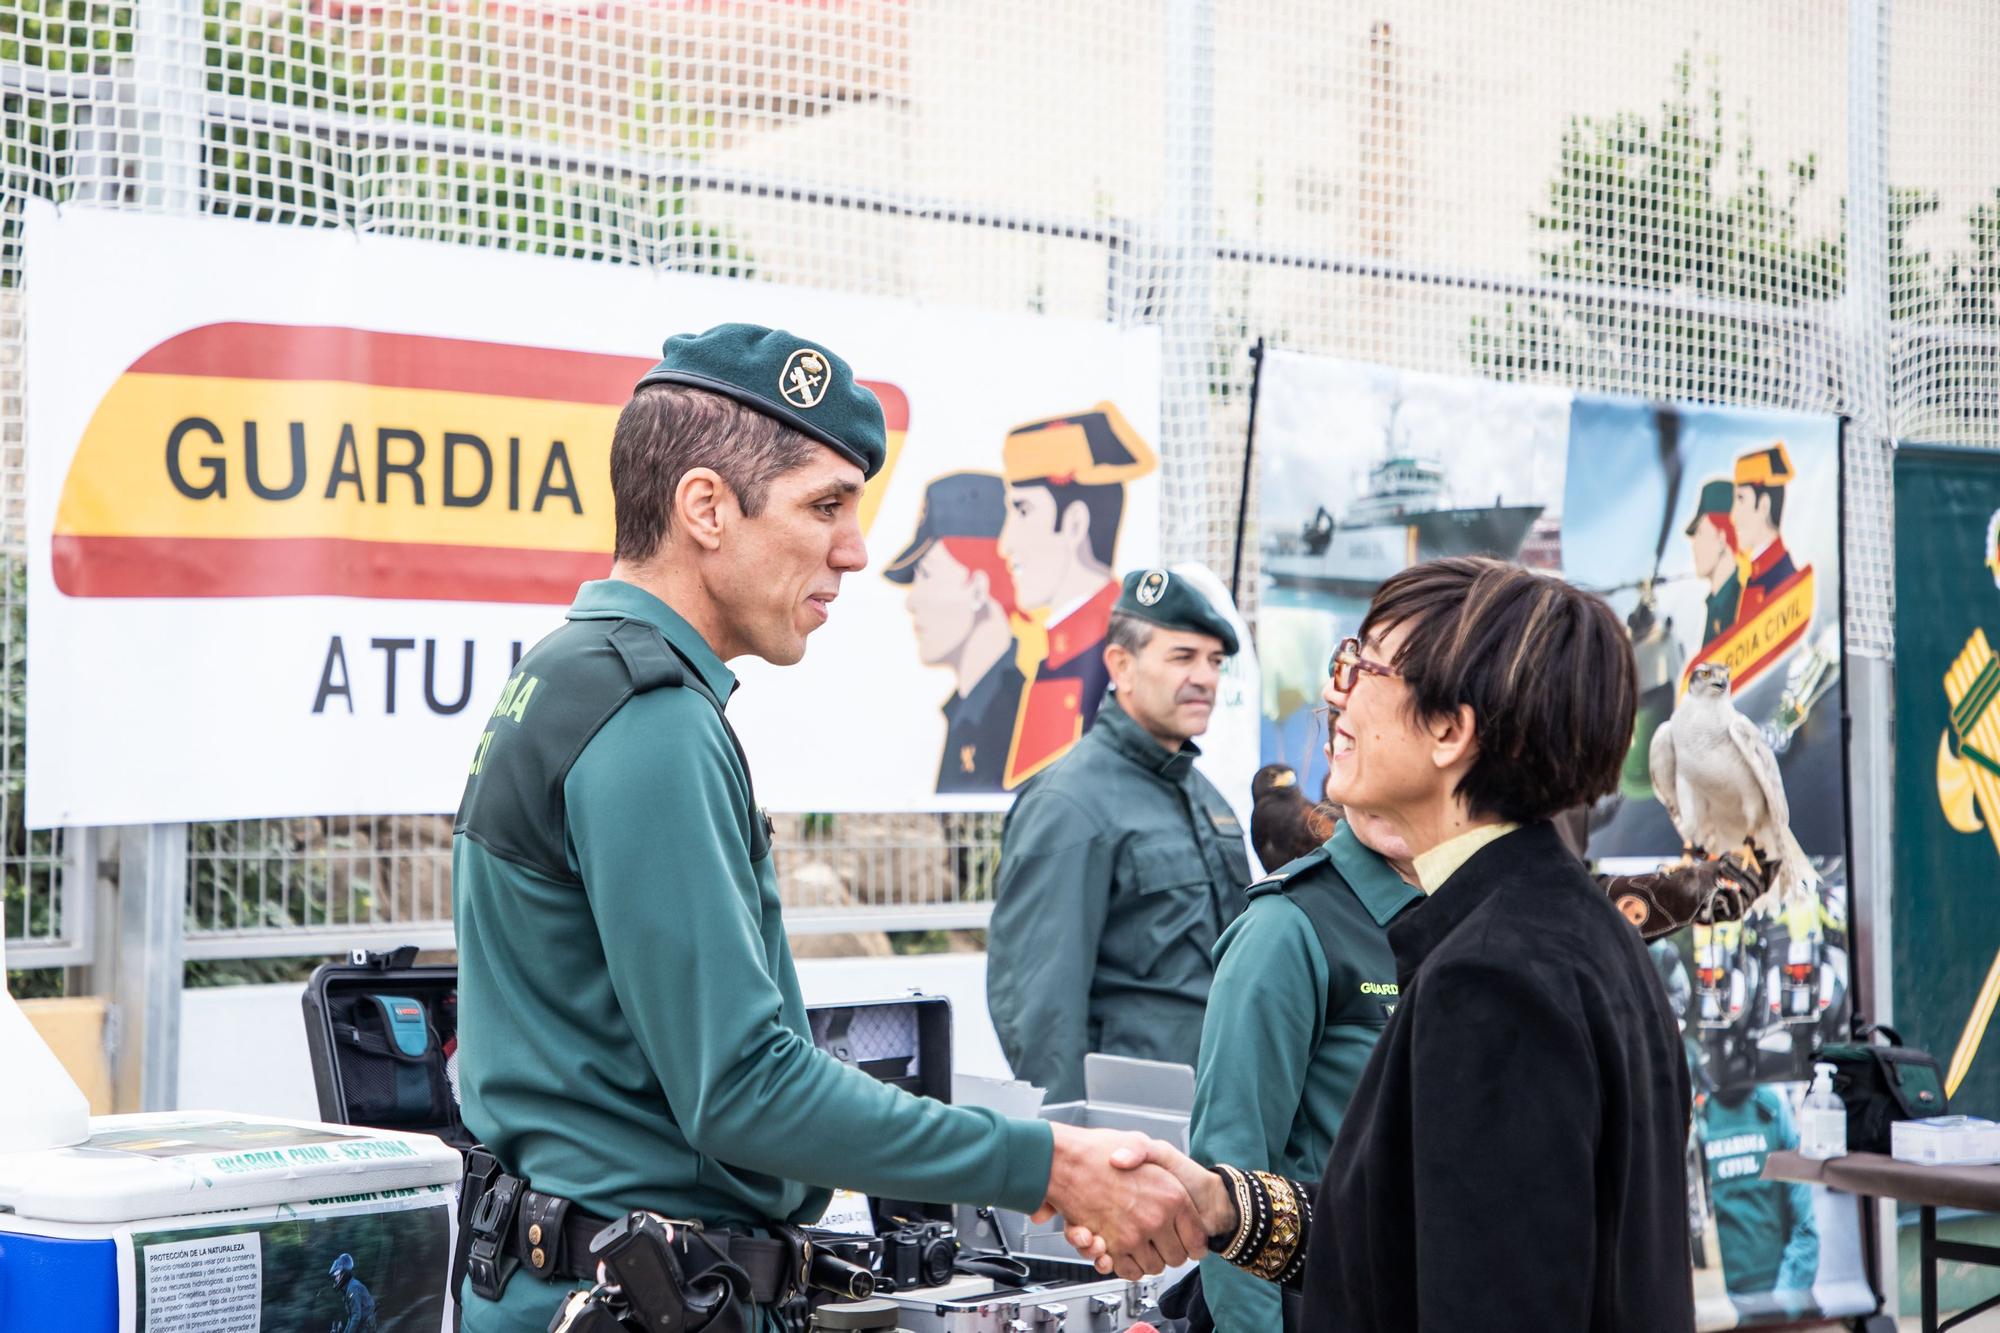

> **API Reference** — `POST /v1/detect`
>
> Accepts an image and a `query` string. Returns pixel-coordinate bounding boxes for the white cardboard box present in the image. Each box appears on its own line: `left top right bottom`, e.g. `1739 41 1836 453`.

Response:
1891 1115 2000 1166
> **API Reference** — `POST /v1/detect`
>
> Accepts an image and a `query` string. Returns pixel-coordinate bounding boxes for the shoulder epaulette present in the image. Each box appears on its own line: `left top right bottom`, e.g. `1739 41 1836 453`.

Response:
1246 845 1332 899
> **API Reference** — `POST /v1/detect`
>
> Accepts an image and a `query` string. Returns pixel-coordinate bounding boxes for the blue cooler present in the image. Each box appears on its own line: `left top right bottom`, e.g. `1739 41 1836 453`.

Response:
0 1111 462 1331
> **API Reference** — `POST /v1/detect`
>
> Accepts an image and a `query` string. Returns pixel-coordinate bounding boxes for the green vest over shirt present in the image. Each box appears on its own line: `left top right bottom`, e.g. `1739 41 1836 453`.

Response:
1699 1084 1819 1299
987 697 1253 1103
1188 824 1421 1333
452 580 1052 1333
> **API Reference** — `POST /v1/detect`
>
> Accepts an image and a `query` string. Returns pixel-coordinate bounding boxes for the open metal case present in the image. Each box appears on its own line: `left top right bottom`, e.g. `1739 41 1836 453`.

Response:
302 956 1174 1330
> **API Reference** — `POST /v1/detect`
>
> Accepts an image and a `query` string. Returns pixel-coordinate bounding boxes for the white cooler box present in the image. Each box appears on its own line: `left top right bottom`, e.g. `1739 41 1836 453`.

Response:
0 1111 462 1333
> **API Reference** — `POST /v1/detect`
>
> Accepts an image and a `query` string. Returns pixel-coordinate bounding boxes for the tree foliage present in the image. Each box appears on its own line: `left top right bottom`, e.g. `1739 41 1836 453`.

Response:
1469 51 2000 428
1469 54 1842 396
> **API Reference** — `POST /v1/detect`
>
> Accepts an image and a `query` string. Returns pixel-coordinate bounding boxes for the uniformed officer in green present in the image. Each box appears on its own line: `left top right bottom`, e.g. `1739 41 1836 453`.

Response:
452 325 1202 1332
1183 808 1419 1332
1697 1083 1819 1318
1685 477 1744 646
987 567 1252 1103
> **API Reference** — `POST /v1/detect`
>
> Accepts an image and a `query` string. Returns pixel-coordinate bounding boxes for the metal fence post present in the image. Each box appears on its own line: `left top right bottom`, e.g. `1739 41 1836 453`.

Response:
1162 0 1217 567
128 0 207 213
112 824 186 1112
1845 0 1899 1312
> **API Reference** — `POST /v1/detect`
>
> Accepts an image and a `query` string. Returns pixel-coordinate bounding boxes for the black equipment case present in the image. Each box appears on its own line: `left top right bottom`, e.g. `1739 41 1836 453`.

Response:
301 951 1156 1329
302 945 474 1151
301 945 956 1226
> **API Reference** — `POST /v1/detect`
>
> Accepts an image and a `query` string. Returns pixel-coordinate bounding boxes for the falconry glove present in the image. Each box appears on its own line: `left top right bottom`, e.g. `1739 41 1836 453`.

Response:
1604 853 1762 940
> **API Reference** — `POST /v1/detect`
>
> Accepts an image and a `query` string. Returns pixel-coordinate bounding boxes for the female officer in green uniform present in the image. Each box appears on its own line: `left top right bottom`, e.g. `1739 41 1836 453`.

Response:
1188 811 1420 1332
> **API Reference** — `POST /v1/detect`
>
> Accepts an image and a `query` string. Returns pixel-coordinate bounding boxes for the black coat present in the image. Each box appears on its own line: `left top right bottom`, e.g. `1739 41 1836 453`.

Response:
1300 821 1695 1332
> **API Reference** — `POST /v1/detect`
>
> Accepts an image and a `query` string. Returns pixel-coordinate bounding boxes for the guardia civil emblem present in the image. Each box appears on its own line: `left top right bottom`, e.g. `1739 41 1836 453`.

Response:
779 348 830 409
1136 569 1169 606
1932 516 2000 1099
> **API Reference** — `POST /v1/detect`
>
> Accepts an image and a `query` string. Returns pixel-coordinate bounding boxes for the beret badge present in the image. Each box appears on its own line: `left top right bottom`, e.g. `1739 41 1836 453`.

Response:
779 348 830 409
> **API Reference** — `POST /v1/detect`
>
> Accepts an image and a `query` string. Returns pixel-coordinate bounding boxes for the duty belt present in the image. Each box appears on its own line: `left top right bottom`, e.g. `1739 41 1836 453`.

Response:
456 1152 799 1308
528 1195 795 1302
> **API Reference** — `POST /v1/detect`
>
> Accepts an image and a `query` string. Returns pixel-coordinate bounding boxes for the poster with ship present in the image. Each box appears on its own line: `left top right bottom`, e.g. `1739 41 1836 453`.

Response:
1251 351 1569 799
1248 354 1865 1330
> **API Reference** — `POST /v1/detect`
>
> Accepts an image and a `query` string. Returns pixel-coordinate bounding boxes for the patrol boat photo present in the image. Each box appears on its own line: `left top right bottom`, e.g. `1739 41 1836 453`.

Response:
1262 452 1544 595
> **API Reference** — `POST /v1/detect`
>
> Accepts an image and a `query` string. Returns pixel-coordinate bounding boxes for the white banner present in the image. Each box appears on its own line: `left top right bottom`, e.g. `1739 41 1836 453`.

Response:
27 204 1162 824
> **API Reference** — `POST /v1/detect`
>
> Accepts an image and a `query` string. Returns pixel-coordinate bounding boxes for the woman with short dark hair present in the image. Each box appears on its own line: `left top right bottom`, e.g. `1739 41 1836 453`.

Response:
1078 556 1697 1332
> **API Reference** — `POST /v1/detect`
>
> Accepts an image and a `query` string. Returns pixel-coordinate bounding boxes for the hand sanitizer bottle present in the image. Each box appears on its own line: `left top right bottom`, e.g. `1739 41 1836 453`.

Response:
1799 1062 1848 1160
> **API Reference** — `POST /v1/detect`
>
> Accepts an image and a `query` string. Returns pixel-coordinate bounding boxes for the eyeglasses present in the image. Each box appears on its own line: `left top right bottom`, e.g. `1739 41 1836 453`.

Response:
1328 636 1400 693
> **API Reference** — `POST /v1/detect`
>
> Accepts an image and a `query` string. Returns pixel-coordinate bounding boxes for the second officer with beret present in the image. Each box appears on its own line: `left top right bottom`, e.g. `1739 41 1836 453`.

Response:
987 568 1252 1102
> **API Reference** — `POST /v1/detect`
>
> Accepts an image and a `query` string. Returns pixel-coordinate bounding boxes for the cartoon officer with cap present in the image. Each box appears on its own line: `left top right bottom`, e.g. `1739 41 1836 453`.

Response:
1684 477 1744 648
1730 443 1798 624
988 566 1251 1102
996 403 1157 788
885 471 1026 793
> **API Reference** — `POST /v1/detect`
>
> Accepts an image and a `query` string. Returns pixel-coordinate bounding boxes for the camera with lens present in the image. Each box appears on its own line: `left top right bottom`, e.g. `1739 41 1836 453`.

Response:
883 1221 958 1291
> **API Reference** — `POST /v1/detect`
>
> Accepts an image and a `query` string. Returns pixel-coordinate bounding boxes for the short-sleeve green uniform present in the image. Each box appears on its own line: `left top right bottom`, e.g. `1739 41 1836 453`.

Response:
1188 824 1421 1333
453 580 1053 1333
987 697 1253 1103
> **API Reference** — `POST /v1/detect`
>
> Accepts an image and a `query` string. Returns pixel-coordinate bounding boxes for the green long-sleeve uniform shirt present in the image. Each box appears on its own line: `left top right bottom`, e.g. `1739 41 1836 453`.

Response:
987 697 1252 1103
1188 825 1421 1333
453 580 1053 1333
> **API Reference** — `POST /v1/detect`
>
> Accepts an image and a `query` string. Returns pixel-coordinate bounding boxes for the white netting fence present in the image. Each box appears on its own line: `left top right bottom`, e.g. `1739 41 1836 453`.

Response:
4 0 1997 965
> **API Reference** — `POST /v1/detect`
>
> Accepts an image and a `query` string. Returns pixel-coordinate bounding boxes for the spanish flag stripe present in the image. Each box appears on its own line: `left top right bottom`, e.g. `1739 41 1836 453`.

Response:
55 324 910 605
52 533 609 605
1681 565 1814 695
123 323 912 430
131 322 650 406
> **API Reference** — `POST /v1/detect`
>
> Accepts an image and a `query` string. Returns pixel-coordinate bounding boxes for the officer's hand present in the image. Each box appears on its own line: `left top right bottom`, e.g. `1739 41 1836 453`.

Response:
1037 1123 1207 1280
1062 1137 1237 1275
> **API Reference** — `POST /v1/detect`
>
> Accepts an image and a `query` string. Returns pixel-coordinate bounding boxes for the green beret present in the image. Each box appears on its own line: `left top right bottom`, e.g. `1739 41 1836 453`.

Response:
884 472 1005 584
634 322 887 479
1684 478 1735 536
1114 568 1239 655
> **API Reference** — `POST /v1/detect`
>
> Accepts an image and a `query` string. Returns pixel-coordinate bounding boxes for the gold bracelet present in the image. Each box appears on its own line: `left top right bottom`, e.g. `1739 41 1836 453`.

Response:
1244 1171 1304 1282
1215 1164 1256 1262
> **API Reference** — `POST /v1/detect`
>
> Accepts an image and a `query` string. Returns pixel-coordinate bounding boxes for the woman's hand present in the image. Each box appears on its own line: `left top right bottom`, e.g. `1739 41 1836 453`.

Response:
1063 1138 1240 1273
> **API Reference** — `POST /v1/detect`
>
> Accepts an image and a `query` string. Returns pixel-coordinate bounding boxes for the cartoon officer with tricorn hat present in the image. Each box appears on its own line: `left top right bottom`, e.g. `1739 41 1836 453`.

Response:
1730 442 1798 624
995 402 1157 787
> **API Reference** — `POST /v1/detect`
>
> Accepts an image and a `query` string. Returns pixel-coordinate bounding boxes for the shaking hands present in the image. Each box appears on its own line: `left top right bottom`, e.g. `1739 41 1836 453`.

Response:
1038 1125 1240 1280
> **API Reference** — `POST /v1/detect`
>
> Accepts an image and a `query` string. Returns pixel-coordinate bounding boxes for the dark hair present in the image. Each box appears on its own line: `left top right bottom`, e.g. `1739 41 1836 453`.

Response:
1358 556 1637 823
610 385 821 562
1015 479 1125 565
1741 481 1786 529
